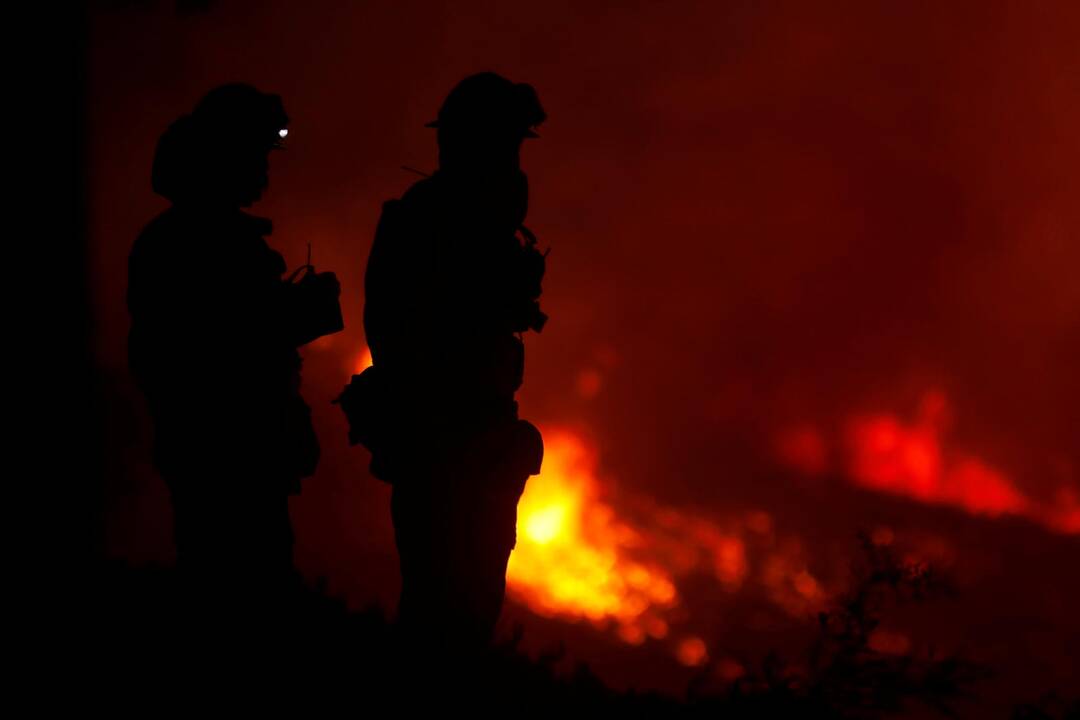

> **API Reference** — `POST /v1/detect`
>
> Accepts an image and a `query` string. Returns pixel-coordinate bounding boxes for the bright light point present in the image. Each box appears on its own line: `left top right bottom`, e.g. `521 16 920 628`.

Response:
278 128 289 138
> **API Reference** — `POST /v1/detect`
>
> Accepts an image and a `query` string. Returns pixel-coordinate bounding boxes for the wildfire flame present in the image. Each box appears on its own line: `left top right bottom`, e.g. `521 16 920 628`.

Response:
355 350 1075 663
506 430 678 643
503 388 1077 662
777 390 1079 534
507 427 830 659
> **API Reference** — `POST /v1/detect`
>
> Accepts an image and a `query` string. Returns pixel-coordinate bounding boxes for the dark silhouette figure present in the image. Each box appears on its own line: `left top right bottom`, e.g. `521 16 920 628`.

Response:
339 72 548 653
127 84 341 616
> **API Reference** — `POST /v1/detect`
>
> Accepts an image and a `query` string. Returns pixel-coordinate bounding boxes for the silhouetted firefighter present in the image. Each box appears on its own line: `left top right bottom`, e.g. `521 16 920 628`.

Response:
127 84 342 616
338 73 548 652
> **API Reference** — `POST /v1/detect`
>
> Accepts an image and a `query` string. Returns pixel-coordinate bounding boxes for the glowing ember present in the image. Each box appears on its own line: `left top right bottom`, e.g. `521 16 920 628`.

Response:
676 636 708 667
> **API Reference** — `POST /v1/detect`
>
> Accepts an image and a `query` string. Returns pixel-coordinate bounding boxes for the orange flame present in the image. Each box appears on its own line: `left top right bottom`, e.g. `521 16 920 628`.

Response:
507 430 678 640
354 347 373 375
502 389 1074 663
507 427 830 653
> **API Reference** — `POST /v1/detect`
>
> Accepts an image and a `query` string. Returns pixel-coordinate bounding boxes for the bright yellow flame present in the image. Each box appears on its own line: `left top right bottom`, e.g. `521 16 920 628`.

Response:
507 430 678 636
523 506 566 545
506 427 834 656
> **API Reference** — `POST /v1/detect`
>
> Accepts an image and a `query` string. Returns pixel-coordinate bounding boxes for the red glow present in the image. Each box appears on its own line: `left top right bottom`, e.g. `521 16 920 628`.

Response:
775 425 828 477
771 391 1079 534
845 395 1075 531
846 415 945 503
845 393 1034 519
575 369 603 399
868 629 911 656
716 658 747 682
83 2 1080 705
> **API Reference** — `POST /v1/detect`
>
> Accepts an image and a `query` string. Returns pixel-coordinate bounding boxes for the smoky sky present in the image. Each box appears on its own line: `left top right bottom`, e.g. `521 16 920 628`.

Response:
88 0 1079 701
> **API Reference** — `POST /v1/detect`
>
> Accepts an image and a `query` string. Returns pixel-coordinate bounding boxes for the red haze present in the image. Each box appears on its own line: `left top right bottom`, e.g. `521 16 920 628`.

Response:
87 1 1080 712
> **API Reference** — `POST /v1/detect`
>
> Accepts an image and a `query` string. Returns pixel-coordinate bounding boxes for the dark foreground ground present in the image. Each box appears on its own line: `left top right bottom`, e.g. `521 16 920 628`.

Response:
51 539 1078 719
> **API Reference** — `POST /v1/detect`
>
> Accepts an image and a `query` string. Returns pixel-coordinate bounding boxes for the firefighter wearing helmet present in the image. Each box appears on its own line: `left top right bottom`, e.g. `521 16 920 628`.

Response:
339 72 549 653
129 84 342 622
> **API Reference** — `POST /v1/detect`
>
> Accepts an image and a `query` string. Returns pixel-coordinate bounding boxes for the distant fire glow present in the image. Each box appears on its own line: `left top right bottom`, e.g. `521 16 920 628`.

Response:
775 390 1080 534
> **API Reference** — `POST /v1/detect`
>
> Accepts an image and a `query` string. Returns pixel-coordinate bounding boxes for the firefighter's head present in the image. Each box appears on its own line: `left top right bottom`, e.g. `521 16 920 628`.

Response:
428 73 545 176
152 83 289 207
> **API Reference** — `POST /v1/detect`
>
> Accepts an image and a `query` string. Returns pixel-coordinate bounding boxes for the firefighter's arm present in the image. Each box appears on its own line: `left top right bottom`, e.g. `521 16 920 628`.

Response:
279 269 343 348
